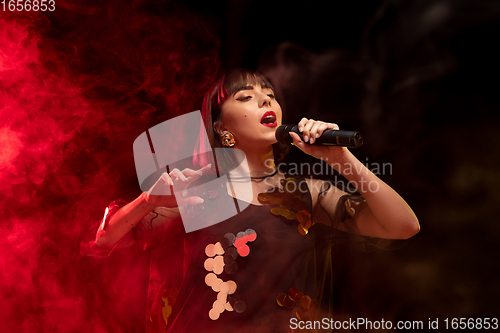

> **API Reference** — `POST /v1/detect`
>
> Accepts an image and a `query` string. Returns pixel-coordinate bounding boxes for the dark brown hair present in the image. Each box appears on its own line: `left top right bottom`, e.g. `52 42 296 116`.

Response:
193 68 286 171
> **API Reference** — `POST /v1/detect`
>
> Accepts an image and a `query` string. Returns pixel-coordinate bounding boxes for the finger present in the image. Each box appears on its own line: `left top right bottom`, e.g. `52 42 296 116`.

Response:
179 195 204 206
160 172 174 186
182 168 206 185
290 131 343 161
186 163 213 181
326 122 340 130
147 172 174 196
182 168 203 177
170 168 188 182
290 132 305 147
289 131 301 144
309 121 325 144
298 117 309 132
182 162 212 178
198 163 212 173
310 122 339 144
290 131 320 155
315 122 330 138
302 119 315 143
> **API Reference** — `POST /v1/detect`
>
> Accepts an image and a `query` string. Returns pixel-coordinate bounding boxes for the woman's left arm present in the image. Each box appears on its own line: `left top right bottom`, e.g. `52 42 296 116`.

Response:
290 118 420 240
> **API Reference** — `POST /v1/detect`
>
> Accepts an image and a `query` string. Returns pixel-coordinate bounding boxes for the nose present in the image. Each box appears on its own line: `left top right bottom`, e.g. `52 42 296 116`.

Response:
260 94 271 107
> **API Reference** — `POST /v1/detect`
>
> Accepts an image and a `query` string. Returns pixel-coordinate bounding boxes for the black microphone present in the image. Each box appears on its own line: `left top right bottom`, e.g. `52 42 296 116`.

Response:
275 124 364 148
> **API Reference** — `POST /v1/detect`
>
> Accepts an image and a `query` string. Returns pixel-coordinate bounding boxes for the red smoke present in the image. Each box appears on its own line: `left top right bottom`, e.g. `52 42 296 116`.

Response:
0 2 219 332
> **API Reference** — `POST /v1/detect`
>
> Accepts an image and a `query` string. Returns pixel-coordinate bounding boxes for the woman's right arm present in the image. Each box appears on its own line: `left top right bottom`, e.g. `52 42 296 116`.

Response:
95 192 158 248
94 166 211 249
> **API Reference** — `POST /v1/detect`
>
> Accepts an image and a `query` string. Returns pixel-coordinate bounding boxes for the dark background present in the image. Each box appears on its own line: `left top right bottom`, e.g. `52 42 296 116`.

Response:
1 0 499 331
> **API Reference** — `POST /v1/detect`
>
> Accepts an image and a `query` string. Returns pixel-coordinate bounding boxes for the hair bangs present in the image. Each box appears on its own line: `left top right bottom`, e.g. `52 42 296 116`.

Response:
224 70 274 98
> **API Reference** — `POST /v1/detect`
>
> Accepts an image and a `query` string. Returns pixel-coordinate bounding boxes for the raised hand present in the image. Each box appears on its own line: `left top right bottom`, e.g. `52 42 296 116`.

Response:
144 164 212 208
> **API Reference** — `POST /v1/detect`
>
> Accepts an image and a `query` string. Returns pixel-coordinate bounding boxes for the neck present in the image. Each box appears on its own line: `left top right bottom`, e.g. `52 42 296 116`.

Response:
236 144 276 176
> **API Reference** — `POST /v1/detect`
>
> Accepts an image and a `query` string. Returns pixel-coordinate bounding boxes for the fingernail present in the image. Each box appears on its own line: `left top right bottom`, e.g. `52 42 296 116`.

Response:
161 174 173 186
310 137 314 144
303 135 309 142
299 127 303 132
316 133 320 138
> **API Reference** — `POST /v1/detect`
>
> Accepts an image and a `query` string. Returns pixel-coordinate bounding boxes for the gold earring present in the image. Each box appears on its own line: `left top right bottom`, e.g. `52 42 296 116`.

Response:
221 131 236 147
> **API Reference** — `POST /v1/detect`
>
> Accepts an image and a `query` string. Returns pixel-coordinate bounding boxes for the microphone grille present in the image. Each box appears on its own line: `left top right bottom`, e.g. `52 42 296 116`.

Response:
275 124 294 144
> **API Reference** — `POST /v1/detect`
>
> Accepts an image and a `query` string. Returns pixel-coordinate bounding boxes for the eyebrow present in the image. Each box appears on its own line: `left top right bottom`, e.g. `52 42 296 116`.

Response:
232 85 254 96
233 85 274 96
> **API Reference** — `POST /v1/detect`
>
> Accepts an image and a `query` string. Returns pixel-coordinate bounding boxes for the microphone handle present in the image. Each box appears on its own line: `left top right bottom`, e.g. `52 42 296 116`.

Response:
276 124 364 148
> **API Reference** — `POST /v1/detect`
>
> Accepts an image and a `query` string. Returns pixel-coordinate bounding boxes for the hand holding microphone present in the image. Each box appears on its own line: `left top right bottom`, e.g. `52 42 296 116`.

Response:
275 118 363 148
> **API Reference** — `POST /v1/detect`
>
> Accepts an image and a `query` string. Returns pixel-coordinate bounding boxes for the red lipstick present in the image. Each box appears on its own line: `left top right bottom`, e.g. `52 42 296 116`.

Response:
260 111 277 127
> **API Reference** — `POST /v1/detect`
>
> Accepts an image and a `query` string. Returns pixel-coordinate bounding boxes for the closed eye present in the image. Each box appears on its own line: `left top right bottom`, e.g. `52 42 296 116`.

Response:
236 96 252 102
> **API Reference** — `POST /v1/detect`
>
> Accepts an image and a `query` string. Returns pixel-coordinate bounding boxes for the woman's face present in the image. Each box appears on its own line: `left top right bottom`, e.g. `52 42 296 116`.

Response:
218 84 282 149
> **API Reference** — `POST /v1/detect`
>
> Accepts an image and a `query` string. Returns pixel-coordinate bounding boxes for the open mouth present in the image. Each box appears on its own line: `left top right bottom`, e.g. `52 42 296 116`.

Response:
260 111 277 127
